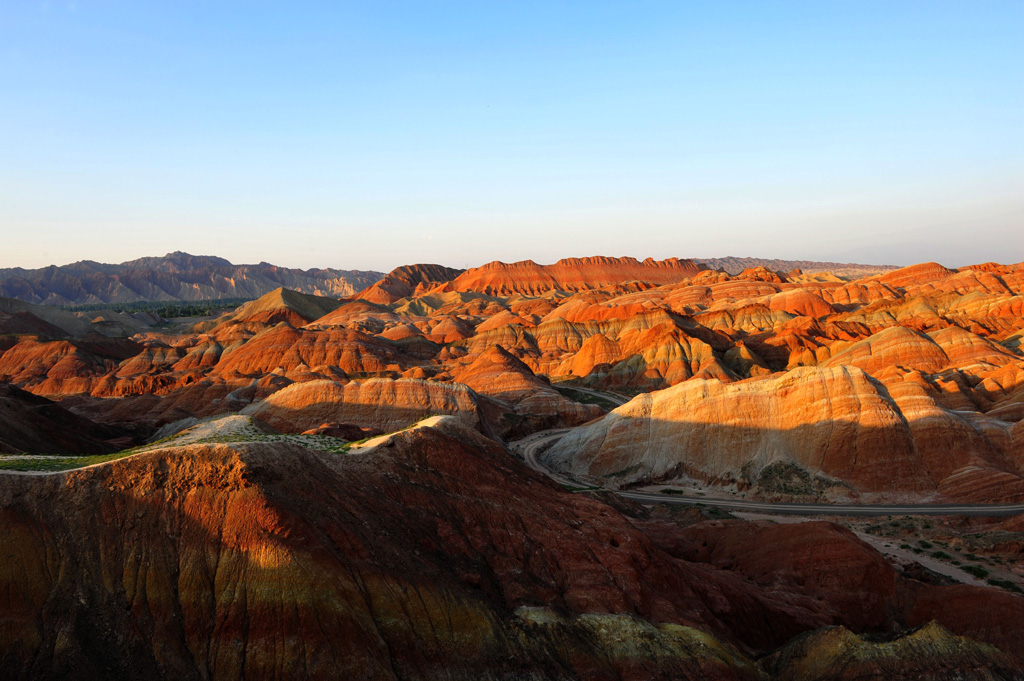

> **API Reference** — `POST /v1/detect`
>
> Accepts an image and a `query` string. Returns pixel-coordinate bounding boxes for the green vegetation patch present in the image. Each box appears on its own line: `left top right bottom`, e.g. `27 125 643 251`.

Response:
606 463 642 479
64 297 254 319
0 451 141 472
963 565 989 579
986 578 1024 594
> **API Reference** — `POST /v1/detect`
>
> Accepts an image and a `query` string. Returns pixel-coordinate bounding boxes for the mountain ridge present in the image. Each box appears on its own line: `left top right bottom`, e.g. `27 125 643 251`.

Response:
0 251 384 306
0 252 904 306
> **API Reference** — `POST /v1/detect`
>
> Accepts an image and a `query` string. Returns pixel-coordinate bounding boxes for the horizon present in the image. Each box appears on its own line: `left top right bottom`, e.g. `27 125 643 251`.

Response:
2 2 1022 271
9 246 1024 274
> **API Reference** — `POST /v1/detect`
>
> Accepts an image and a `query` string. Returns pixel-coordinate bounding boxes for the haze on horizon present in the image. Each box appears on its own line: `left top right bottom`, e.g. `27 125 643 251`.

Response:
1 1 1021 273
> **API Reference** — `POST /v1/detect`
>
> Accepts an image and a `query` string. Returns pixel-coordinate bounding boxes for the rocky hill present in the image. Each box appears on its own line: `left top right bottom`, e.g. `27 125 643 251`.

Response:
0 252 383 306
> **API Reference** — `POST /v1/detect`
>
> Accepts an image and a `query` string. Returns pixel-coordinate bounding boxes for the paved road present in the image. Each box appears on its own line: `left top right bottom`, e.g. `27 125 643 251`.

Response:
511 428 580 487
564 386 631 407
509 429 1024 517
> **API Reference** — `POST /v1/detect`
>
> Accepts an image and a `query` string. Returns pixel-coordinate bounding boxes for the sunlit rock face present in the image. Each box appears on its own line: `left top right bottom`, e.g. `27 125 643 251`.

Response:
241 377 485 434
547 364 1024 503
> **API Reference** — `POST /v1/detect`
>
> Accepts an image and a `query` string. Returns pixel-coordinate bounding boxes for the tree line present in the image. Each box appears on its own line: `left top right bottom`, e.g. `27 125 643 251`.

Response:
63 298 253 319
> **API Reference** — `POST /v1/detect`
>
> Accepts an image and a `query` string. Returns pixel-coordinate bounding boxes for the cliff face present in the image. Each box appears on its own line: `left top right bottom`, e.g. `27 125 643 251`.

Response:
0 252 383 305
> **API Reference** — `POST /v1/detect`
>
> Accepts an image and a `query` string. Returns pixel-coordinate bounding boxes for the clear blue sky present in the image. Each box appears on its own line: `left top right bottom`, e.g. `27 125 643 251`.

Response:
1 1 1021 271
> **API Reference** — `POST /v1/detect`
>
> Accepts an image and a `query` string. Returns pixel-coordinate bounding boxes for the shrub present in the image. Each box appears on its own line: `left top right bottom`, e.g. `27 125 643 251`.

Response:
963 565 989 579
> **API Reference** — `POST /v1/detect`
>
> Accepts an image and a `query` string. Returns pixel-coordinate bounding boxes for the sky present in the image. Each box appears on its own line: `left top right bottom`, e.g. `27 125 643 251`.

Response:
1 1 1022 272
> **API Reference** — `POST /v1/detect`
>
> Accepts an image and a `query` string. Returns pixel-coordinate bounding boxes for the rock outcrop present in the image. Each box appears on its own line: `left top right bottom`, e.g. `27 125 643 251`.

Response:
1 255 1022 493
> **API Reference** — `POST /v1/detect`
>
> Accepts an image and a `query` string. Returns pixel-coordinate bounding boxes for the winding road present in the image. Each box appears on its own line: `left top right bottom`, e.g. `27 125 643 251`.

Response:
510 426 1024 517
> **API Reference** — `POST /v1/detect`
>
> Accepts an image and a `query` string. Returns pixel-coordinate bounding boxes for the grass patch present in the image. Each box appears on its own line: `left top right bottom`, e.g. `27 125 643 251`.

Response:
0 426 354 473
607 463 642 479
987 578 1024 594
0 451 141 472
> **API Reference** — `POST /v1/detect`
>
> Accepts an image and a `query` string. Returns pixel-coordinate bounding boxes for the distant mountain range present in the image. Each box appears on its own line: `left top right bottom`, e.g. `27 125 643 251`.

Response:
0 252 384 306
696 256 898 278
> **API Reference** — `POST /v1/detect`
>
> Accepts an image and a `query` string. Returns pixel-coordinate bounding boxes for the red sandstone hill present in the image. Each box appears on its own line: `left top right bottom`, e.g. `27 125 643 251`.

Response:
1 418 1021 679
210 287 342 329
438 256 707 296
355 263 464 305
